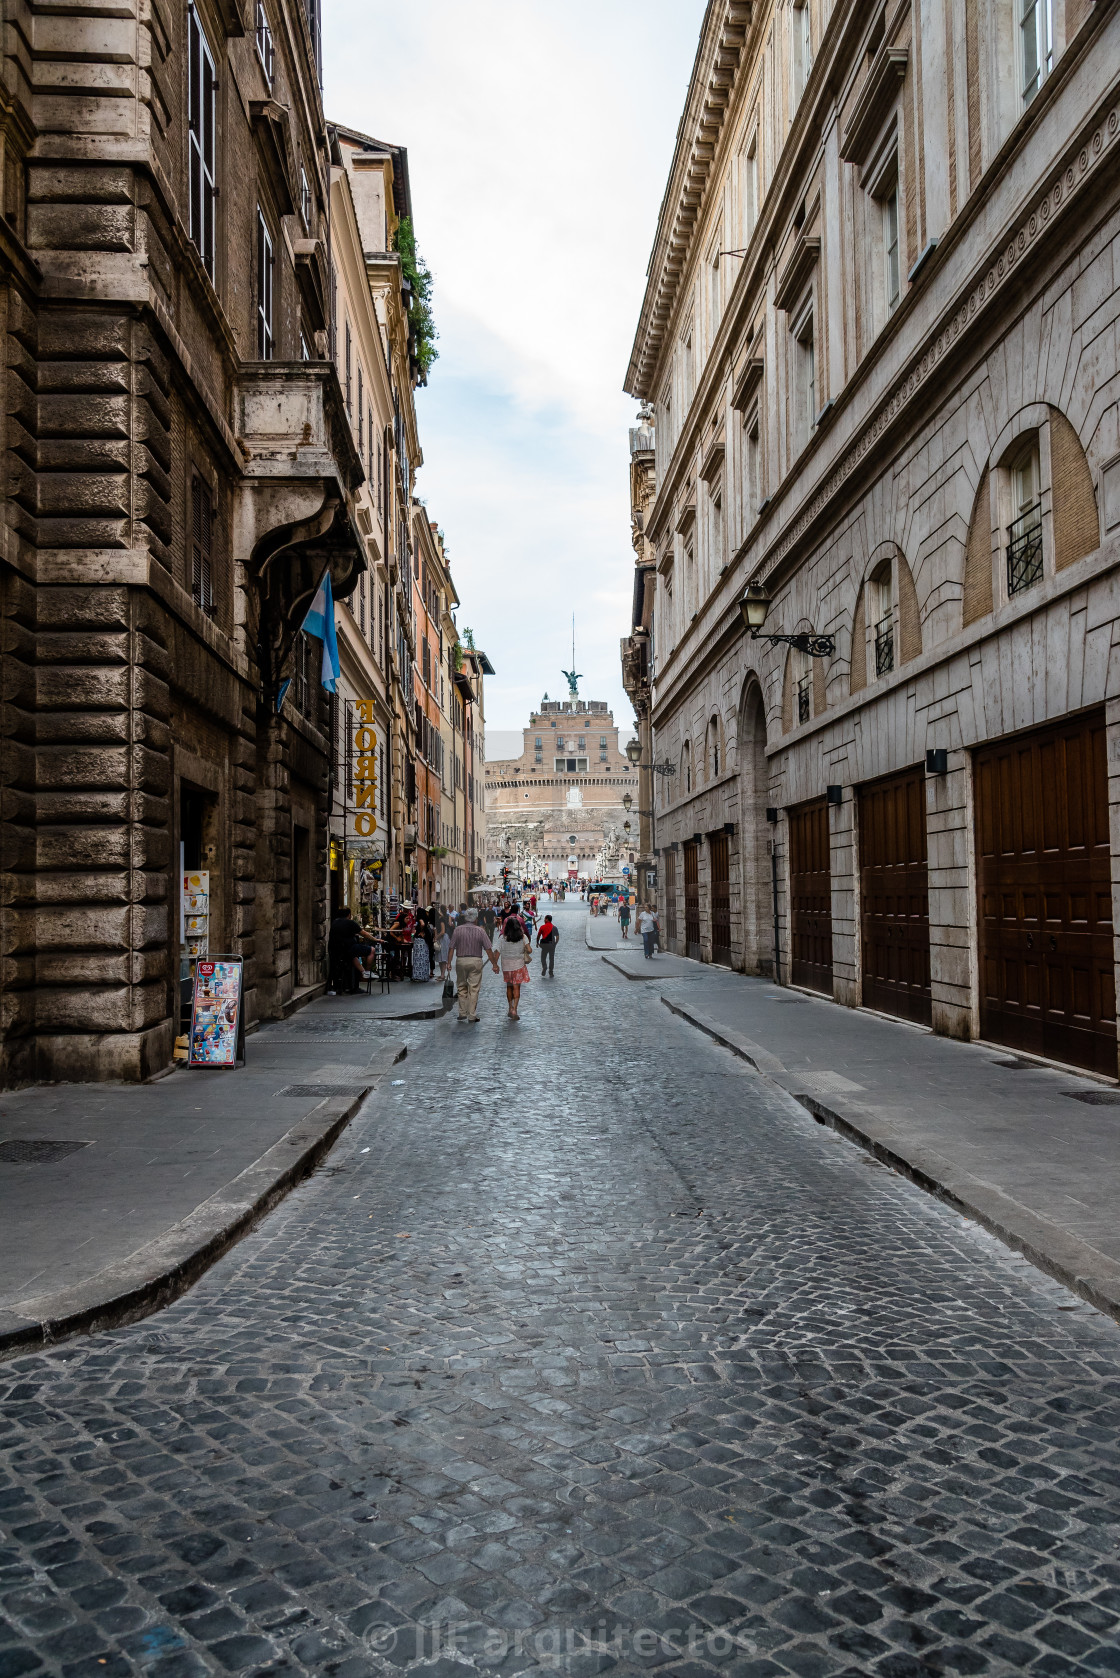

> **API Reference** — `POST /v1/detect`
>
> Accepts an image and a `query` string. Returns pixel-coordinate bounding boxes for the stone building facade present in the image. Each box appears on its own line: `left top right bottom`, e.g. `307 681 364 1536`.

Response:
0 0 368 1084
625 0 1120 1077
484 697 638 882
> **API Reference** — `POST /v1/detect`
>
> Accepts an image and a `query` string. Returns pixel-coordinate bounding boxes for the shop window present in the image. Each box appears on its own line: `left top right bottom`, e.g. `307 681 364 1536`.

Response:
187 3 217 278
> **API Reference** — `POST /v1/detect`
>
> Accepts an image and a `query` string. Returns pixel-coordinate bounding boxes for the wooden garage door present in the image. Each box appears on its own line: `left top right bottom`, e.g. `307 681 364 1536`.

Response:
789 798 832 995
683 841 701 958
859 767 932 1024
710 831 732 965
976 710 1115 1075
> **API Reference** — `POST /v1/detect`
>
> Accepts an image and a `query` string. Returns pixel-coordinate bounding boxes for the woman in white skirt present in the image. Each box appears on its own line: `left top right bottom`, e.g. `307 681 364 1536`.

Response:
498 907 532 1021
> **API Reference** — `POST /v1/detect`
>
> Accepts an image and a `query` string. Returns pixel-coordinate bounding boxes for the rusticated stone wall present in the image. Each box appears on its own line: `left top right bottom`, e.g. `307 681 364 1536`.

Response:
0 0 357 1086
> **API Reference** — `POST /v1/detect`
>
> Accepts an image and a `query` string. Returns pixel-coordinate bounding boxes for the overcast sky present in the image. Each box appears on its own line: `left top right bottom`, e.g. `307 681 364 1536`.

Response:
323 1 705 732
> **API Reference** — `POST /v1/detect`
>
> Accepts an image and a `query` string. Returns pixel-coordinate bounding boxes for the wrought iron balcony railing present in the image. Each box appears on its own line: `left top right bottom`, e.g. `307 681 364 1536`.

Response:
874 618 894 676
1007 501 1043 596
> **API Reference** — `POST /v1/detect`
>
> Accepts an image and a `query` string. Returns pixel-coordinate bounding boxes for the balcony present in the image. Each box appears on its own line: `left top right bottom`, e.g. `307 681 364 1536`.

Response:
1007 501 1043 596
233 361 366 701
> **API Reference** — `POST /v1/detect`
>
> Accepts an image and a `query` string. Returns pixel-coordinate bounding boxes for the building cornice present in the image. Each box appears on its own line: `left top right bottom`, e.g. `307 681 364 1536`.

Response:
624 0 753 400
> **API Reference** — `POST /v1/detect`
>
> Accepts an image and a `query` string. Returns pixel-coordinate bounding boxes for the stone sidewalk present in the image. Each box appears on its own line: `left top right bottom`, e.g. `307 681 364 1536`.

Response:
637 961 1120 1321
0 983 447 1356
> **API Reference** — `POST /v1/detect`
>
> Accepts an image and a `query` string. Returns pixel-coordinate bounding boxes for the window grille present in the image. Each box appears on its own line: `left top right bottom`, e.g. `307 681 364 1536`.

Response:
874 618 894 676
1007 501 1044 595
191 476 215 617
797 674 811 725
188 4 217 278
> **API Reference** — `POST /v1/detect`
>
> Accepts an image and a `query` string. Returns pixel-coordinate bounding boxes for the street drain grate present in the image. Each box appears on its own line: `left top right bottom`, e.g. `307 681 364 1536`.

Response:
1064 1090 1120 1106
274 1084 370 1099
0 1139 92 1163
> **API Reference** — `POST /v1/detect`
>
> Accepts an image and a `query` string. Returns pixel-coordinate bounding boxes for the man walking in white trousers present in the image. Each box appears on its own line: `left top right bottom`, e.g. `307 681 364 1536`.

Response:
447 910 500 1021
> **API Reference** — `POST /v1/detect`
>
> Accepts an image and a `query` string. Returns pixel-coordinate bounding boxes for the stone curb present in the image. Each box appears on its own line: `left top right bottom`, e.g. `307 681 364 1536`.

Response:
661 994 1120 1325
0 1044 408 1360
601 952 703 981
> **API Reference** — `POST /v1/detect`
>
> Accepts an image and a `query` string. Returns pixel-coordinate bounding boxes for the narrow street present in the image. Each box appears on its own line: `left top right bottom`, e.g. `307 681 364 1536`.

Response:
3 902 1120 1678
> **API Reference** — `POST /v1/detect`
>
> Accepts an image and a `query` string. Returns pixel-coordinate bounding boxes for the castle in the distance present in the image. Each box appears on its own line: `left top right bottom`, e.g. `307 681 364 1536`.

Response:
483 688 637 883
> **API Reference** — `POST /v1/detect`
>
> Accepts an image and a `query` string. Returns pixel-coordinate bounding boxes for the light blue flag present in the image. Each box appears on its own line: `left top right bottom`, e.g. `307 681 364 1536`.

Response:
302 570 341 693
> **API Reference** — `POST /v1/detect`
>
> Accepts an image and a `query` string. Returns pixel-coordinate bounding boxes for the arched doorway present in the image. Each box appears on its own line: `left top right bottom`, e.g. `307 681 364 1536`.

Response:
737 678 771 974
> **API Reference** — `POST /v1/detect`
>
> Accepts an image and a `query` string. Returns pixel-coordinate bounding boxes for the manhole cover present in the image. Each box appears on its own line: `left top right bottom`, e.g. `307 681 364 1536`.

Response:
274 1085 370 1098
0 1139 92 1163
1065 1090 1120 1105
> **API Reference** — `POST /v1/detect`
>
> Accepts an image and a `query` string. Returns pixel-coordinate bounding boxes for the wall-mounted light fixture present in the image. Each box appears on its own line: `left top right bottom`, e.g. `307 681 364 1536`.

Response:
827 785 843 806
740 582 835 658
926 749 948 775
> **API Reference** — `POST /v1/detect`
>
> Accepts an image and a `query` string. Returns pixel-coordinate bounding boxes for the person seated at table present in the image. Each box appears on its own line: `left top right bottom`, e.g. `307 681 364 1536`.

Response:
328 911 375 992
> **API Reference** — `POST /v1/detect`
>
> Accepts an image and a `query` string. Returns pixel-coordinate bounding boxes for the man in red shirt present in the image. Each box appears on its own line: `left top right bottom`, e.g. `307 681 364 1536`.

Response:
536 914 559 977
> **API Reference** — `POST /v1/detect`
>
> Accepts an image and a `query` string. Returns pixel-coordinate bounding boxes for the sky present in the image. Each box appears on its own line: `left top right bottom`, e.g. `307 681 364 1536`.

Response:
323 0 706 732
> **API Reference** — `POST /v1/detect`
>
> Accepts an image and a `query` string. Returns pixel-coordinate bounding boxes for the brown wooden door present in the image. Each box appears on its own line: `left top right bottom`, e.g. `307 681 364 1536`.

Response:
683 841 700 957
976 710 1115 1075
789 798 832 994
663 848 677 942
710 831 731 964
859 767 932 1024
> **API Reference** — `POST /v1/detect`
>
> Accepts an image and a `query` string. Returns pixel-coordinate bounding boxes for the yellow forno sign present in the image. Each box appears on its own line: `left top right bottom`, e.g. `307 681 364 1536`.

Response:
353 700 377 836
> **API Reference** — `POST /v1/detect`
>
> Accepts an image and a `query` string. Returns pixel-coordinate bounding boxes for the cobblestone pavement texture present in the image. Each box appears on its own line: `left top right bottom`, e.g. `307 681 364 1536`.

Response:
3 902 1120 1678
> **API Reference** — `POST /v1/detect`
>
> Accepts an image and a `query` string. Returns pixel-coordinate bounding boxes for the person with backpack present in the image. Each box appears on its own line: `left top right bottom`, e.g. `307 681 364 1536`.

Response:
536 913 560 976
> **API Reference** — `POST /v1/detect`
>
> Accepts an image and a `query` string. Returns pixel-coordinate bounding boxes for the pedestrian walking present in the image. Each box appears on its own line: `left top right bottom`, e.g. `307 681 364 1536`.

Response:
619 899 631 940
638 904 659 960
411 907 432 982
437 914 451 980
499 905 532 1021
536 913 560 976
447 908 499 1022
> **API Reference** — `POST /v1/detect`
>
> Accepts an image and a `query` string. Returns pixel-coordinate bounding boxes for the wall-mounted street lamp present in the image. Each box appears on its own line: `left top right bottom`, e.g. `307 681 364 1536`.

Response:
624 739 676 779
739 582 835 659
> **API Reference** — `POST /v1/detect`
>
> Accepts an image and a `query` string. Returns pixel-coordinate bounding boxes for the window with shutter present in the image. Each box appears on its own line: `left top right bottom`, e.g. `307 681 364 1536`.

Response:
191 476 215 617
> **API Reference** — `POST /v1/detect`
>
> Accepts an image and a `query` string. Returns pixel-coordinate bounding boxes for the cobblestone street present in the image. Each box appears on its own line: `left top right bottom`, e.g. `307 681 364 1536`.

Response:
3 905 1120 1678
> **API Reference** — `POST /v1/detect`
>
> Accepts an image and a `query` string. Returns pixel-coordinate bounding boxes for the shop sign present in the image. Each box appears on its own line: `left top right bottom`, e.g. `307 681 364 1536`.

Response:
353 700 378 837
188 957 245 1068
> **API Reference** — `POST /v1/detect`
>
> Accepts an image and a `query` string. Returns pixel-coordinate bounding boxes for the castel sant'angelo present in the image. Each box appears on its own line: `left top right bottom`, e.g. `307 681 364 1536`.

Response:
483 672 638 882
